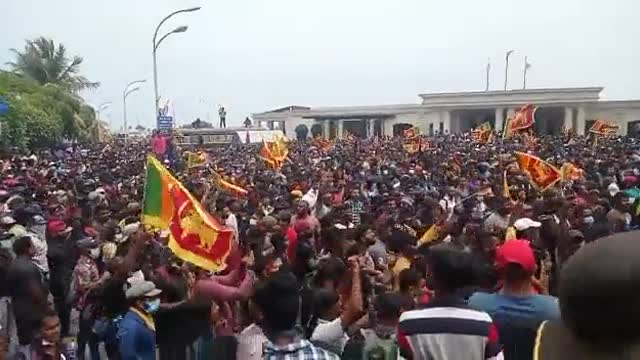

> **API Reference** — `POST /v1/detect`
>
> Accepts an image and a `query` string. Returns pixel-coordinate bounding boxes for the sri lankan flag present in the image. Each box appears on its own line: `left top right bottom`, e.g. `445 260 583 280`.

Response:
259 136 288 168
142 155 178 229
403 126 419 139
589 119 618 136
403 138 422 154
212 171 248 196
471 122 493 142
515 151 561 190
168 180 233 271
186 151 209 168
560 162 584 181
142 156 233 271
504 104 537 138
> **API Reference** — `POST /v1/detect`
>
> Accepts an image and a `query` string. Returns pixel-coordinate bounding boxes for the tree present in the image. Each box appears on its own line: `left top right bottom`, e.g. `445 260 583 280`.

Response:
0 72 64 147
7 37 99 93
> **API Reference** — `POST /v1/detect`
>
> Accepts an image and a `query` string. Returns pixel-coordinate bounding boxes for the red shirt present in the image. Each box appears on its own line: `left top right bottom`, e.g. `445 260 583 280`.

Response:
285 226 298 263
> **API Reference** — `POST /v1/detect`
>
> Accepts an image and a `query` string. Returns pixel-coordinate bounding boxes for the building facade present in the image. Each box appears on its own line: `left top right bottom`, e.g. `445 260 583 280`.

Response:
252 87 640 140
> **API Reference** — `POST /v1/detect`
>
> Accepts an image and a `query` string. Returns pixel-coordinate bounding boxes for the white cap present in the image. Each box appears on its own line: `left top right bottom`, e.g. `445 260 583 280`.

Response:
0 216 16 225
513 217 542 231
608 183 620 197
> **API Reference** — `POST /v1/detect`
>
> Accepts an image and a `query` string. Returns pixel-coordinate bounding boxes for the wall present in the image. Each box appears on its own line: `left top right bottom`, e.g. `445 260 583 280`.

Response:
382 111 443 136
586 106 640 136
284 116 315 139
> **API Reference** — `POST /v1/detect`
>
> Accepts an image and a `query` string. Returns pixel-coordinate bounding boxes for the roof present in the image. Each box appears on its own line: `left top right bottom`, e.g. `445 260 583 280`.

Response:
262 105 311 113
419 87 604 107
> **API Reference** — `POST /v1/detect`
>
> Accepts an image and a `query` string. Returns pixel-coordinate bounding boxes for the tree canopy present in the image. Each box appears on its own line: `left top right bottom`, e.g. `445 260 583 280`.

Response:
0 37 106 148
7 37 99 93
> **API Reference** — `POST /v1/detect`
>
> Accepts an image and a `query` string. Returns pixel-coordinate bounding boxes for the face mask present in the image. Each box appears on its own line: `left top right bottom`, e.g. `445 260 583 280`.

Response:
583 216 594 225
89 248 101 259
144 298 160 314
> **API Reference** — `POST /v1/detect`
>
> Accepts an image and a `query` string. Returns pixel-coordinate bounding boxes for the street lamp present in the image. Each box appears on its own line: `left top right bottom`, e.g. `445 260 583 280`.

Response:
96 102 112 128
96 102 111 120
152 7 201 124
123 80 146 141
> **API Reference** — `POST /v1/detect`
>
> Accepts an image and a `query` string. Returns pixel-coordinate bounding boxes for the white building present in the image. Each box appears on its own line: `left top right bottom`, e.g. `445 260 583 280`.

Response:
252 87 640 140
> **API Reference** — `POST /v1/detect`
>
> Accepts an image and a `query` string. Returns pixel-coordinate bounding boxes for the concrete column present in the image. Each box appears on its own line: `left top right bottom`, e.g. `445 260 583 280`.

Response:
323 121 330 139
337 120 344 139
494 108 504 133
563 107 573 132
441 111 451 134
576 107 586 135
366 119 374 138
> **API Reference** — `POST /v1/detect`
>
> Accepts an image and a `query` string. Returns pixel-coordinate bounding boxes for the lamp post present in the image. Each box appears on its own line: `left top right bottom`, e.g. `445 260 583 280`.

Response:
123 80 146 142
96 102 111 123
152 7 201 126
504 50 514 91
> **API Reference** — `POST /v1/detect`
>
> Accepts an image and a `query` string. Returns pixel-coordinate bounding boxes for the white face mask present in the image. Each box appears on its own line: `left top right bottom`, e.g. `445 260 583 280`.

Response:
583 216 594 225
89 248 101 259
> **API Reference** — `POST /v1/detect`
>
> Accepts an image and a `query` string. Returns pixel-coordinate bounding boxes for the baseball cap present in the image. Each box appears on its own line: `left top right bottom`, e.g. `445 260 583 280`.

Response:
513 217 542 231
496 239 536 272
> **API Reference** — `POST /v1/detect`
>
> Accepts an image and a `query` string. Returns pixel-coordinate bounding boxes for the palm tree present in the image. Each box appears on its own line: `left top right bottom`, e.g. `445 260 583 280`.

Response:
7 37 99 93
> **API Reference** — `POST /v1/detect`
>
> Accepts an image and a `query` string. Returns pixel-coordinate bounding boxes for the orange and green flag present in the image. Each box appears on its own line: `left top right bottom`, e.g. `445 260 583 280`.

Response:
142 155 178 229
142 155 234 271
168 180 233 271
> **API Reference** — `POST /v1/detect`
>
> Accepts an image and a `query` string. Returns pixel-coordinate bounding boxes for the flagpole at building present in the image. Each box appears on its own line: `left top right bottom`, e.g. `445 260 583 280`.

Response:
485 58 491 91
523 56 532 89
504 50 514 91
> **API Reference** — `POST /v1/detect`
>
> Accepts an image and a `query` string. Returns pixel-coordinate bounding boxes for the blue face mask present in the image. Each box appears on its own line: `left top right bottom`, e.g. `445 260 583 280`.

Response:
144 299 160 314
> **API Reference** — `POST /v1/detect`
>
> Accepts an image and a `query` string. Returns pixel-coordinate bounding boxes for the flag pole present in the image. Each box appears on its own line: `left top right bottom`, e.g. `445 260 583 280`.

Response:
504 50 514 91
486 58 491 91
523 56 529 89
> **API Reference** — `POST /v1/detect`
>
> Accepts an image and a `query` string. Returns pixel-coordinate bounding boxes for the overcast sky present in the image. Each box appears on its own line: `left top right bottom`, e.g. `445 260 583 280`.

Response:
2 0 639 128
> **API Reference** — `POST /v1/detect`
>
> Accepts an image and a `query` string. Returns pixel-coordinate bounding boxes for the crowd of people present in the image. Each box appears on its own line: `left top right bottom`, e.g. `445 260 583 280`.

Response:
0 130 639 360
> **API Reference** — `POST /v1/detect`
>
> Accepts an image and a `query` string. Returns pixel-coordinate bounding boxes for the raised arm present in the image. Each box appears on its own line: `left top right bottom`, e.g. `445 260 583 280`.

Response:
193 270 255 302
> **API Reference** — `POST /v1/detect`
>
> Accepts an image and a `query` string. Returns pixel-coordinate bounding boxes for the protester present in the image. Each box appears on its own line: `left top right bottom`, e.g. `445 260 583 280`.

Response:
469 239 559 359
534 231 640 359
254 270 340 359
0 127 638 360
118 272 162 360
397 244 503 360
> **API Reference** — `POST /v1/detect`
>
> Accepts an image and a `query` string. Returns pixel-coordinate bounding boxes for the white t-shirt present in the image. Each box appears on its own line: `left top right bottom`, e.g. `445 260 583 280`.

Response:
225 213 239 242
311 317 349 355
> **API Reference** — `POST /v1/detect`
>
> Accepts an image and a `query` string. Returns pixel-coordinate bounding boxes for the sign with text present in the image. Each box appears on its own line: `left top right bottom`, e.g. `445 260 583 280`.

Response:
157 115 173 130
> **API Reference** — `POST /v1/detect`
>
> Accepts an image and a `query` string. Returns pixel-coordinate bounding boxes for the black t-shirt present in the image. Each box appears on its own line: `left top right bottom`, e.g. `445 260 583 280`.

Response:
99 278 127 318
6 257 43 299
7 258 46 345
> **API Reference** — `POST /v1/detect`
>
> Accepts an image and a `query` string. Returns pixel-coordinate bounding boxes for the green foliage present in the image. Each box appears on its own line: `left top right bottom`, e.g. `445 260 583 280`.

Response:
0 72 65 147
0 36 105 148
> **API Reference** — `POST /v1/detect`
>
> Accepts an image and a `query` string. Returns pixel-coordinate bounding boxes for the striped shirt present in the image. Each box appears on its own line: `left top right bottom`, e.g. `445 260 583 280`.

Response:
263 339 340 360
397 296 503 360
